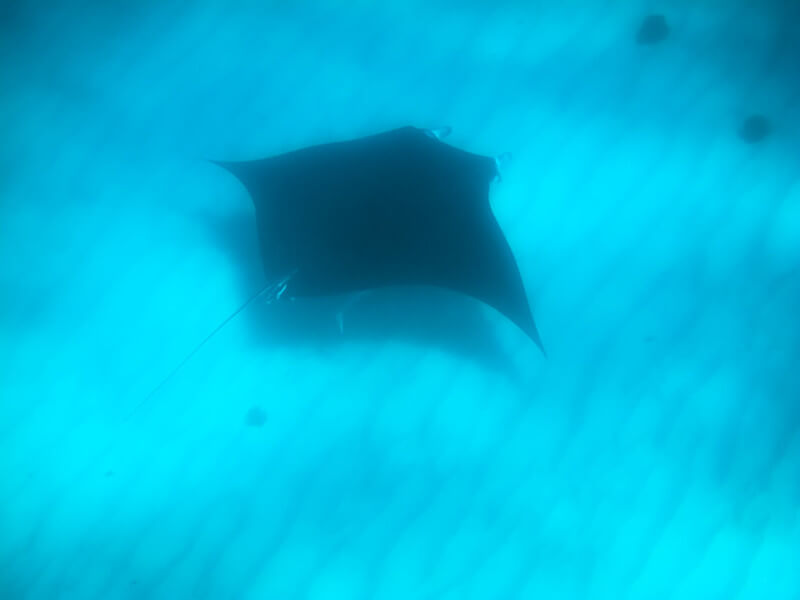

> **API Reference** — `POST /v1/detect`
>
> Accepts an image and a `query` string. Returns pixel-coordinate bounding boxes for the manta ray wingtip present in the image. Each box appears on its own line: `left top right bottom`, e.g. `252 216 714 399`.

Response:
209 159 252 188
525 321 547 358
532 333 547 358
208 159 232 170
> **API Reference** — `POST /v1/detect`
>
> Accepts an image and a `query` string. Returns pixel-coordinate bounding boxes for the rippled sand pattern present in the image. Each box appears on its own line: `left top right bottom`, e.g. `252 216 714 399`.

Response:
1 1 799 598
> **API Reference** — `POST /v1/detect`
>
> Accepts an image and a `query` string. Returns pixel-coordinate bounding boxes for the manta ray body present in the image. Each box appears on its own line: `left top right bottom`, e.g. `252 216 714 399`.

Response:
214 126 544 353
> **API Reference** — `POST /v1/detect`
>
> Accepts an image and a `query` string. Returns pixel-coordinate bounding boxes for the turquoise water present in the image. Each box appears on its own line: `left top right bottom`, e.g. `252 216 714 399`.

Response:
1 1 799 598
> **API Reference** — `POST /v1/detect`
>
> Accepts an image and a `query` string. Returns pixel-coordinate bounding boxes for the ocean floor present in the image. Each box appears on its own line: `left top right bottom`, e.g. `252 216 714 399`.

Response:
1 1 799 598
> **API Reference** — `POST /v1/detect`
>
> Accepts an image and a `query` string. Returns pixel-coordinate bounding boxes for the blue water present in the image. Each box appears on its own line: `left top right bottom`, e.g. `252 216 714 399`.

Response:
1 1 799 598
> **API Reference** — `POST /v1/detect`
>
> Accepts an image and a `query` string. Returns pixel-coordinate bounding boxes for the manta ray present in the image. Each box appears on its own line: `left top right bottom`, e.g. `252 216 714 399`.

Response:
213 125 545 354
144 126 544 402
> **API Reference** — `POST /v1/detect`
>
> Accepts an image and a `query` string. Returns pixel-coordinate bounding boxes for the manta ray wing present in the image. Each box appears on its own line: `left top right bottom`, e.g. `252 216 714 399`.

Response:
214 126 545 353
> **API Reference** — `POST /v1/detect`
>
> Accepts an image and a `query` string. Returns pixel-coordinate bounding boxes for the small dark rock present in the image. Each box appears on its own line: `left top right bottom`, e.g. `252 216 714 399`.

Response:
739 114 772 144
637 15 670 45
245 406 267 427
105 470 114 478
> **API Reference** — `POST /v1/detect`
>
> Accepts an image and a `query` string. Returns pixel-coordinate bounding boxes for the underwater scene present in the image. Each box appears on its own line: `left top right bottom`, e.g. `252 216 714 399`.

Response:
1 1 798 598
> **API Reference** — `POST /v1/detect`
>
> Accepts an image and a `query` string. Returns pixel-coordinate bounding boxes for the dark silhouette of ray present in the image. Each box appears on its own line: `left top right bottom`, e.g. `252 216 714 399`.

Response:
213 126 545 354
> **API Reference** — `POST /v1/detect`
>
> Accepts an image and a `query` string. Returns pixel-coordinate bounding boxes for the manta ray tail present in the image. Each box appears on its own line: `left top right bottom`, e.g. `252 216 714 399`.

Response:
133 273 294 417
